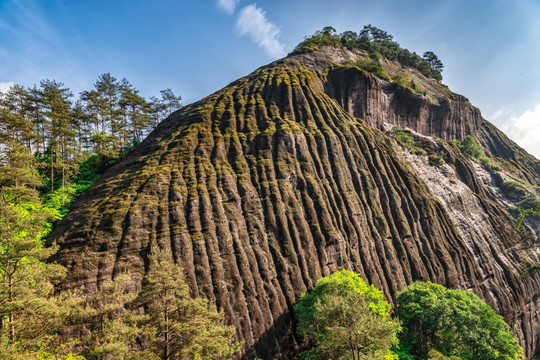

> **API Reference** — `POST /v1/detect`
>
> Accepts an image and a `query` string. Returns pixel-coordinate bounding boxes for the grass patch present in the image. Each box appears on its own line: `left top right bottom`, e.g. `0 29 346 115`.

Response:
451 135 501 171
356 59 390 80
501 180 528 200
392 126 426 155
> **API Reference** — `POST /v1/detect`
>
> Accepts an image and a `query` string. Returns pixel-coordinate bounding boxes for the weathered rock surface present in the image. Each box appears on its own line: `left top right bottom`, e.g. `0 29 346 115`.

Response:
50 47 540 359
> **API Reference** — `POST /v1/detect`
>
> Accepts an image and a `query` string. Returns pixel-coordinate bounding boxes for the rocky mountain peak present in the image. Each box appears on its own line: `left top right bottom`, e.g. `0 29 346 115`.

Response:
50 43 540 358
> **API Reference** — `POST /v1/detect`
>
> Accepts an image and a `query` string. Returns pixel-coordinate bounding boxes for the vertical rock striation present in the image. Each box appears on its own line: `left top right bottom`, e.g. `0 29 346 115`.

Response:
50 47 540 358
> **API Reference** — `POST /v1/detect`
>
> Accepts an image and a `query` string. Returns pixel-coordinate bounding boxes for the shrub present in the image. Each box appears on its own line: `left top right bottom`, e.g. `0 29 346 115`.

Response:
459 135 483 158
408 80 423 94
396 281 522 360
294 270 399 360
356 59 390 80
410 147 427 155
428 154 445 167
393 126 414 145
392 74 405 87
392 126 426 155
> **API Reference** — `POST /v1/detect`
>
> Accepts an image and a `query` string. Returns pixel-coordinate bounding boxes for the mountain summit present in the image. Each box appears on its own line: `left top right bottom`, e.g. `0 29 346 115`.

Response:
50 41 540 358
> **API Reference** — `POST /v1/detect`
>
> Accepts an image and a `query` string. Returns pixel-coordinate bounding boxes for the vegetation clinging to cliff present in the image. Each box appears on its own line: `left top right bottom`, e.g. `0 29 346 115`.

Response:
292 25 444 81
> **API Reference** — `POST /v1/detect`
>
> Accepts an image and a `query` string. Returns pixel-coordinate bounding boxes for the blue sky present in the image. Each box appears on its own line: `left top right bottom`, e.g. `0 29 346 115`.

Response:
1 0 540 157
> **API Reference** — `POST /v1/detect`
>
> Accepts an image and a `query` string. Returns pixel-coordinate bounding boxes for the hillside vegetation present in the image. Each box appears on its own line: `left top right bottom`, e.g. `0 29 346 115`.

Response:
2 25 540 359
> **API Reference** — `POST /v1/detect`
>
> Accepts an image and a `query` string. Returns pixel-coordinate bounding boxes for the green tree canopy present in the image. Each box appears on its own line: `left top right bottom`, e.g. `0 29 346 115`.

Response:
292 25 443 81
136 248 241 360
396 281 522 360
294 269 399 360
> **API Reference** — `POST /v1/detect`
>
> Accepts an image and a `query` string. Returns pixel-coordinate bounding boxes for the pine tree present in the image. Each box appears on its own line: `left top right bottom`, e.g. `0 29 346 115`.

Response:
136 248 240 360
81 274 140 360
38 80 77 194
119 79 152 148
94 73 122 156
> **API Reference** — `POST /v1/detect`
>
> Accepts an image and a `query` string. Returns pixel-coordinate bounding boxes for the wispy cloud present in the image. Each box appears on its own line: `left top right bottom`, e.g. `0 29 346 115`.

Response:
236 4 285 58
217 0 239 14
502 104 540 159
0 82 14 93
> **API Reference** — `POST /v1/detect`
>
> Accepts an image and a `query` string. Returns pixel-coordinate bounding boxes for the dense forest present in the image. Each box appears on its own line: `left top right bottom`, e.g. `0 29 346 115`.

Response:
0 76 242 359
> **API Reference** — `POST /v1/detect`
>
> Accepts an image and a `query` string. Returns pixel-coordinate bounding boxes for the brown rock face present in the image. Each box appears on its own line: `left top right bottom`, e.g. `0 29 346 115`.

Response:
50 48 540 359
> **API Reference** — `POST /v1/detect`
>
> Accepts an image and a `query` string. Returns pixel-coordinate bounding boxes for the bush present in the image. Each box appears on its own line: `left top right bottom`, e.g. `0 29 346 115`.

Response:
452 135 483 158
396 281 522 360
294 270 399 360
408 80 423 94
356 59 390 80
392 126 426 155
392 74 405 87
410 147 427 155
392 126 413 145
428 154 445 167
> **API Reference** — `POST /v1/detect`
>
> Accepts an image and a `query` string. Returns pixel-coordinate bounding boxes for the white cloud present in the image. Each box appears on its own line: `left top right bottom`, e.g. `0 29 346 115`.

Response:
0 82 14 93
237 4 285 58
217 0 239 14
502 104 540 159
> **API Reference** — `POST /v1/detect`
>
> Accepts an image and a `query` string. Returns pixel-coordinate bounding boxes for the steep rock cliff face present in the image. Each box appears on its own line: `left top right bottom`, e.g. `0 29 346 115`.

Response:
50 48 540 358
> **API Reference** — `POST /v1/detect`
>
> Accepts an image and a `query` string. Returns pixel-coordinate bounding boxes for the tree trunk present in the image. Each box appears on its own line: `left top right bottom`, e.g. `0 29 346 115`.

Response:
164 304 170 360
8 271 15 344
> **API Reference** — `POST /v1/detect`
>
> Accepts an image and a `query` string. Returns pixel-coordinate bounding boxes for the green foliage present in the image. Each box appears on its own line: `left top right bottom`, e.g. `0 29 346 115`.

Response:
478 155 501 172
294 270 399 360
393 126 414 146
428 154 445 167
356 58 390 80
0 202 67 357
428 349 461 360
136 248 241 360
516 195 540 211
70 154 103 198
292 25 443 80
452 135 502 171
408 80 423 95
452 135 483 158
392 74 405 87
392 126 426 155
501 180 528 200
396 281 522 360
423 52 444 73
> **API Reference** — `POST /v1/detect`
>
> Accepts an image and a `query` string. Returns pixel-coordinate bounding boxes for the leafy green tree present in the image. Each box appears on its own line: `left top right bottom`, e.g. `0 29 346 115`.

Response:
136 248 240 360
396 281 522 360
294 269 399 360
